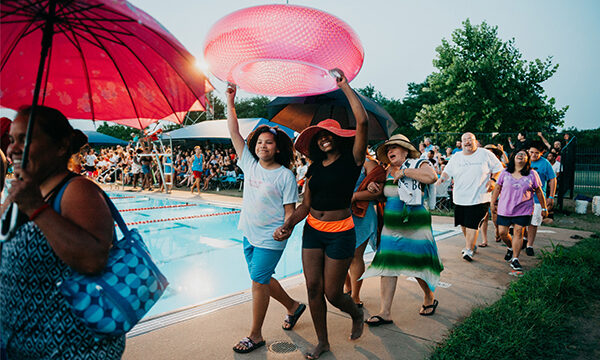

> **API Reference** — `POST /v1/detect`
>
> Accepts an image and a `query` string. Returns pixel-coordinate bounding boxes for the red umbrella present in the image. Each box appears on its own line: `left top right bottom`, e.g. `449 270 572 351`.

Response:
1 0 210 133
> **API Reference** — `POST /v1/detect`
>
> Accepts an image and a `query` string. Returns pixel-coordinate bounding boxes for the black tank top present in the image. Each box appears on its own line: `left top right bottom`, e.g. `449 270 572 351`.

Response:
307 151 361 211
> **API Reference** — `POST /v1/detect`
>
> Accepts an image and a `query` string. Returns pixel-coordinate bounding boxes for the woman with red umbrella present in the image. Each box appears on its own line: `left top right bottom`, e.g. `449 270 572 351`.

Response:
274 69 368 359
0 106 125 358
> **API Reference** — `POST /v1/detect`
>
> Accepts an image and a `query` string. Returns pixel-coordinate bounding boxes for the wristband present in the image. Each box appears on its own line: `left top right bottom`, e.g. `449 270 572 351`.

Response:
29 203 50 221
548 196 554 199
542 208 547 211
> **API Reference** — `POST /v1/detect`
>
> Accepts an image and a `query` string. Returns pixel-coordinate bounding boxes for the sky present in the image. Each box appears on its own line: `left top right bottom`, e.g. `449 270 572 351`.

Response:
3 0 598 130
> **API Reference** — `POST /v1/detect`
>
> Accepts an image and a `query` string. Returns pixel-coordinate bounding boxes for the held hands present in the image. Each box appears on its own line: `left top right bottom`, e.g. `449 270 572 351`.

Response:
541 209 548 217
6 168 45 216
273 225 292 242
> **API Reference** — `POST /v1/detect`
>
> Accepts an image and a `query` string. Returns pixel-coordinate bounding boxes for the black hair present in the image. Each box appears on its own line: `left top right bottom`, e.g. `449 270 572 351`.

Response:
506 150 531 176
17 105 87 158
529 140 546 153
307 130 354 163
246 125 294 169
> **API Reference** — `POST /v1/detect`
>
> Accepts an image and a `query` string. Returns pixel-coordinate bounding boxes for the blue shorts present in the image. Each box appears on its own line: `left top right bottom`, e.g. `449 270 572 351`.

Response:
243 238 284 284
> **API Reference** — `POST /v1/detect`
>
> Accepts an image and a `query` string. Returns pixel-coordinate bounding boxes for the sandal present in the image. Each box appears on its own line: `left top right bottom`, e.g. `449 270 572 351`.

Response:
365 315 393 327
479 242 488 247
419 299 439 316
282 303 306 330
232 337 266 354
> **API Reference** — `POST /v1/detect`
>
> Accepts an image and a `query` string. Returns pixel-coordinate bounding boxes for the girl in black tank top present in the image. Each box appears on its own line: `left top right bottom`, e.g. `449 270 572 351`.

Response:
273 70 369 359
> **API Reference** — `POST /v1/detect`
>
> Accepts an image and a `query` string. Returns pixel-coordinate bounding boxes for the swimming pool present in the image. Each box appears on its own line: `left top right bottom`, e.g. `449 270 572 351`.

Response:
108 192 451 321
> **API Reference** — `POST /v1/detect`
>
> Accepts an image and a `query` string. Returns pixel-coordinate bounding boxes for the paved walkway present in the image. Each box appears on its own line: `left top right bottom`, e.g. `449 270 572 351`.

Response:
115 188 590 360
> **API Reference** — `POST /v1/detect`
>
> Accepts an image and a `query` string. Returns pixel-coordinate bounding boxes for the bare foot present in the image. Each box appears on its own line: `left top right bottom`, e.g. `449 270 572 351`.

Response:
305 342 330 359
350 307 364 340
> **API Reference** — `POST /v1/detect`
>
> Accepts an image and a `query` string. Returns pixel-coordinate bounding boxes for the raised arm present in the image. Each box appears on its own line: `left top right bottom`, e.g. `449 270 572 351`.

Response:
332 68 368 166
225 85 246 157
537 132 551 151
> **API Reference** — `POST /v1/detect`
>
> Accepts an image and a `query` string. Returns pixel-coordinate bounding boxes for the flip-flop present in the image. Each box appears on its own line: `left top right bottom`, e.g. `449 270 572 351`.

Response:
365 315 393 327
282 303 306 330
355 302 364 308
232 337 266 354
479 243 488 247
305 349 330 359
419 299 439 316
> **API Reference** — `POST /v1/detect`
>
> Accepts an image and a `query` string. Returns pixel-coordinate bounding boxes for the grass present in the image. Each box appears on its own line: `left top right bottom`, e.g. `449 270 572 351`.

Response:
429 236 600 360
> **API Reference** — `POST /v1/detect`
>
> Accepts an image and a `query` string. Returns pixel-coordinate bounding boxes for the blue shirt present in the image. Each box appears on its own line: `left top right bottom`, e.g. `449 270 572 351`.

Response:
192 154 203 171
452 147 462 154
530 157 556 203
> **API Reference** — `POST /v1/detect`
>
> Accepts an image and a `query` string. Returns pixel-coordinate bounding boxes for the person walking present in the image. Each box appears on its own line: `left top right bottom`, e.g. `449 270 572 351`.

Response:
274 69 368 360
437 133 503 261
491 150 547 271
363 134 443 326
226 85 306 354
525 142 556 256
190 146 203 195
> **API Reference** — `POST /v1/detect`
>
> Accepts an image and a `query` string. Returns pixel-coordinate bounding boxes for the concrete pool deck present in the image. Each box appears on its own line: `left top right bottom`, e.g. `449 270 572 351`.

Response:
114 187 592 360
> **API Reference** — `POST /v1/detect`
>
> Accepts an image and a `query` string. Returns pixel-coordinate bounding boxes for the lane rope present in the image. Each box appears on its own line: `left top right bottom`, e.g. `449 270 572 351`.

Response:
120 210 241 226
120 204 197 212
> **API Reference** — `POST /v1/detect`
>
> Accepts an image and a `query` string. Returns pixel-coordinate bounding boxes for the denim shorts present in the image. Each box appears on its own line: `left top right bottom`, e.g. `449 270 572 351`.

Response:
243 238 284 284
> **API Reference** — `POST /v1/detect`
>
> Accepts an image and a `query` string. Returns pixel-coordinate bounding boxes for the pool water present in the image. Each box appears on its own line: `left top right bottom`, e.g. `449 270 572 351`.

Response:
108 193 445 319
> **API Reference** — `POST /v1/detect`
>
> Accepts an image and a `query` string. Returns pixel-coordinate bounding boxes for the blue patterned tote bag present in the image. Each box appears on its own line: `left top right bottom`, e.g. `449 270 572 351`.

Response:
53 187 169 338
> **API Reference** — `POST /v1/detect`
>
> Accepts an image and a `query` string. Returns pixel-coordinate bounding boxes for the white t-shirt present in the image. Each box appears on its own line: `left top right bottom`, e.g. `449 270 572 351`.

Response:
237 145 298 250
552 160 561 175
85 154 97 166
296 164 308 181
443 147 503 206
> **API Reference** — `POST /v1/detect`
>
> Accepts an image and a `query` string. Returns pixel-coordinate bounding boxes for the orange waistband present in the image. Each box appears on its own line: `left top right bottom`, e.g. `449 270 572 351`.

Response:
306 213 354 233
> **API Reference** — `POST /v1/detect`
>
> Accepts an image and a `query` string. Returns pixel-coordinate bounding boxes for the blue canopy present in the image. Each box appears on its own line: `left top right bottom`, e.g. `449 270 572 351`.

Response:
83 130 129 145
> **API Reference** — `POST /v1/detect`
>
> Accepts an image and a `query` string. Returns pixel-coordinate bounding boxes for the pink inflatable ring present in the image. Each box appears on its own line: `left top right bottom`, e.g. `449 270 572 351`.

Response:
203 4 364 97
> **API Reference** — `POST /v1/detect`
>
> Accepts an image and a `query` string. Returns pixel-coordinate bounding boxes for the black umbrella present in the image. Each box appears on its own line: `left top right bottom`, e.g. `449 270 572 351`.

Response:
267 89 398 141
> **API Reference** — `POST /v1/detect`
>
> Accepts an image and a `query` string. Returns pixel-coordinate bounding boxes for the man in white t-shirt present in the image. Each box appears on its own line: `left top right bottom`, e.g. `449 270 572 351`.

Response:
437 132 503 261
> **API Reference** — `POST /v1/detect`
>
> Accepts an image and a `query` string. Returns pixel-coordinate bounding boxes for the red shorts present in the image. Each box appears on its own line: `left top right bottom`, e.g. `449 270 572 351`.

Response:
193 171 202 179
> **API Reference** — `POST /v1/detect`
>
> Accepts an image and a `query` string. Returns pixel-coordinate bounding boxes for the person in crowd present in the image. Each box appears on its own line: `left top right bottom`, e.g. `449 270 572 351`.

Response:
547 151 561 178
139 145 153 191
362 134 443 326
437 133 503 261
226 85 306 354
191 146 203 195
0 105 124 358
537 132 563 157
477 144 507 246
451 140 462 154
130 148 143 189
296 157 309 195
344 155 385 308
491 150 547 271
273 69 367 359
444 147 453 160
83 148 97 178
423 137 434 153
525 142 556 256
508 131 530 151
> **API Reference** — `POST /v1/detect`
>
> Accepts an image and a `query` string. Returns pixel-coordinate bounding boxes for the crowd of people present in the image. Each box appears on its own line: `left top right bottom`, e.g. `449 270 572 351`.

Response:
0 96 567 358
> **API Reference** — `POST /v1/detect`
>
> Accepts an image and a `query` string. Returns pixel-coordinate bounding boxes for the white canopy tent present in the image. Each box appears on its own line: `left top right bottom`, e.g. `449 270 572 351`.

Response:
164 118 297 140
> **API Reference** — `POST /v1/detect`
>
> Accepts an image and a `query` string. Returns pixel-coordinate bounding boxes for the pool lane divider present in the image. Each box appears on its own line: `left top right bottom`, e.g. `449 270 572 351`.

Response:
119 204 198 212
121 210 241 226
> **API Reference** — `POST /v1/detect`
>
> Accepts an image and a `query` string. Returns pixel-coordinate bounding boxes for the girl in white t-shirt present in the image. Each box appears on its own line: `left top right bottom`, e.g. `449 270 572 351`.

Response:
226 85 306 354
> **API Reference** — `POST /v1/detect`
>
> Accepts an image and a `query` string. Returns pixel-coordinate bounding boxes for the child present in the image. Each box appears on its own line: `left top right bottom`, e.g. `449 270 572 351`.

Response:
226 85 306 354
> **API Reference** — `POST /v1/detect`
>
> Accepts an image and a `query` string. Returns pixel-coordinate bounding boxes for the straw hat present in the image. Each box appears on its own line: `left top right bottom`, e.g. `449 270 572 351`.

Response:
376 134 420 163
294 119 355 156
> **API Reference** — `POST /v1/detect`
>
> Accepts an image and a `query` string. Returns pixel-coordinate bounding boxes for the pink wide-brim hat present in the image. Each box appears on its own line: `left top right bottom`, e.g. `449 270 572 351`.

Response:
294 119 355 156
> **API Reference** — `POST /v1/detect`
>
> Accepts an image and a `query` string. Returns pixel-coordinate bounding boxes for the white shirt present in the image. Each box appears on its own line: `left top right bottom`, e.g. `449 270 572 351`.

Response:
296 164 308 181
552 160 561 175
85 154 97 166
237 145 298 250
443 147 503 206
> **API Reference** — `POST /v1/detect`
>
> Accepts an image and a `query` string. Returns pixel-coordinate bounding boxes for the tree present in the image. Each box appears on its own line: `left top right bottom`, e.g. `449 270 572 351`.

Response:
414 19 568 133
234 96 271 119
96 122 140 141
